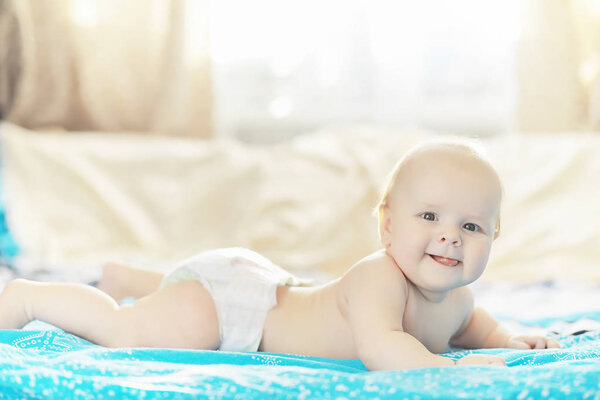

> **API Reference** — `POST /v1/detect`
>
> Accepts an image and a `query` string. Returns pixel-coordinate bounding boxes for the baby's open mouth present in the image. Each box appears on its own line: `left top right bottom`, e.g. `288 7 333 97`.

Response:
429 254 460 267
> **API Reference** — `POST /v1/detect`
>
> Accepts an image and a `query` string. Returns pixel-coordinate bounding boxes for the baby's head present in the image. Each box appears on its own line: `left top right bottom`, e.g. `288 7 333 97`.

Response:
377 141 502 294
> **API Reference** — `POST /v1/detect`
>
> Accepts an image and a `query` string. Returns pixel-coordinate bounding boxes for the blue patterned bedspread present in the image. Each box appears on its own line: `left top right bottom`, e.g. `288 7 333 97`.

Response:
1 315 600 399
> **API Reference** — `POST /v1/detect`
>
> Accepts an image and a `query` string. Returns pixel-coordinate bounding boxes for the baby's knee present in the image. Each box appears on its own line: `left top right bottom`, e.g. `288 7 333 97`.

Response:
0 279 35 328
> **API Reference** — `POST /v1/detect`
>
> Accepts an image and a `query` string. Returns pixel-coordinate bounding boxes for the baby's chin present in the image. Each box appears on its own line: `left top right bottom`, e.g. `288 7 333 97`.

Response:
408 273 462 293
419 280 462 293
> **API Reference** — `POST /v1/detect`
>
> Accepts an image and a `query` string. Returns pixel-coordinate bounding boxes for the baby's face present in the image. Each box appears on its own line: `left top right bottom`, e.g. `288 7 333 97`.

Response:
381 152 501 296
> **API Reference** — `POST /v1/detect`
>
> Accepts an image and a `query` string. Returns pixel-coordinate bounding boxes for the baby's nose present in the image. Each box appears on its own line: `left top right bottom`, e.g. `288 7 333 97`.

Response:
439 232 461 246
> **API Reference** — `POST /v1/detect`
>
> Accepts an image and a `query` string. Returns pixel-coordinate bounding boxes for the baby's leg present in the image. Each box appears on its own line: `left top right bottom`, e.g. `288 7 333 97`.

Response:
96 262 165 302
0 279 220 349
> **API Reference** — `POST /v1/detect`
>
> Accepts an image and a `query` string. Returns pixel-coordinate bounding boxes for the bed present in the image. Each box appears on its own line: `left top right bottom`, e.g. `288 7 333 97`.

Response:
0 310 600 399
1 122 600 398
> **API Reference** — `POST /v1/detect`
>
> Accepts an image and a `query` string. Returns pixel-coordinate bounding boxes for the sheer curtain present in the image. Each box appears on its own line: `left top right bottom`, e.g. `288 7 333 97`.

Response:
4 0 212 137
569 0 600 131
0 0 21 120
516 0 586 132
4 0 599 140
210 0 521 142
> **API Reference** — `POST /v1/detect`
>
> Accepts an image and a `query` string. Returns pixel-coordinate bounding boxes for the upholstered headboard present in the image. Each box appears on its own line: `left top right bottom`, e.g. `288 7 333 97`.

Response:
1 122 599 283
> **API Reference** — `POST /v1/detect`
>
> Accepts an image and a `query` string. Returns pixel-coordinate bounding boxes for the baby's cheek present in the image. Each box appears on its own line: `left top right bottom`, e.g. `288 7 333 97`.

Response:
401 238 427 259
472 246 492 272
390 239 422 267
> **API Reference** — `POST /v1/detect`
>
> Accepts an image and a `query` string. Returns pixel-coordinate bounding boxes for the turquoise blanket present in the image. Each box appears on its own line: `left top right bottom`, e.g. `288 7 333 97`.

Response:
0 316 599 399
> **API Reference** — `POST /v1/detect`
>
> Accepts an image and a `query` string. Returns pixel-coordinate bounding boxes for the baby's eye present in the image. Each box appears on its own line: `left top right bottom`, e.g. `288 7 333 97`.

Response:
420 212 437 221
463 222 480 232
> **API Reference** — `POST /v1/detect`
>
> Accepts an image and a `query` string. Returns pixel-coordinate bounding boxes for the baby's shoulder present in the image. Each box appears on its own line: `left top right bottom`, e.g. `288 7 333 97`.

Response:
340 250 408 296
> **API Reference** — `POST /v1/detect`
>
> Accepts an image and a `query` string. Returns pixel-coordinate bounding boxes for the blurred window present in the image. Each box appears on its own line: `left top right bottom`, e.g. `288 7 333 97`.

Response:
209 0 521 142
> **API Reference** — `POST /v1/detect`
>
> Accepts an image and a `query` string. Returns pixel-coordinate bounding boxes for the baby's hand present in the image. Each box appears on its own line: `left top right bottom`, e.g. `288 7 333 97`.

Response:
506 335 561 349
455 354 506 366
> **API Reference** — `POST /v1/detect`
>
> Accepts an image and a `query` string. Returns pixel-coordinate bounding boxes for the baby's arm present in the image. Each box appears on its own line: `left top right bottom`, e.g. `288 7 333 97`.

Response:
342 258 502 370
450 290 560 350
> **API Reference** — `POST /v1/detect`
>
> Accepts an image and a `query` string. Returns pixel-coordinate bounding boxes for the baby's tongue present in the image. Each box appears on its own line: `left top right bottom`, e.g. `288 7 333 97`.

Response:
431 255 459 267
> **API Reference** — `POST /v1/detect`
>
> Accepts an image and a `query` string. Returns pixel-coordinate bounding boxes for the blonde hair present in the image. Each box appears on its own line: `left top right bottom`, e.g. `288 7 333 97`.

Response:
375 139 502 237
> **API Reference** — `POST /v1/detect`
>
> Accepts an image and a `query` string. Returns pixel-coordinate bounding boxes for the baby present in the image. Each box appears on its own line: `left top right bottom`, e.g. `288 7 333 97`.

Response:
0 141 560 370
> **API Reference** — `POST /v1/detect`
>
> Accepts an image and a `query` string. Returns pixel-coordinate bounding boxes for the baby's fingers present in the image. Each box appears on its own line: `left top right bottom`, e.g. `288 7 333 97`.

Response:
506 338 531 349
527 336 562 349
486 356 507 366
456 354 506 366
513 336 561 349
527 336 547 349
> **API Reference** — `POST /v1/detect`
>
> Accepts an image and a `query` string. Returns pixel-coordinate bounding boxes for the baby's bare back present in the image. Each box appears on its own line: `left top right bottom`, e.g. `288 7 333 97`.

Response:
259 253 472 358
260 279 359 358
259 251 472 359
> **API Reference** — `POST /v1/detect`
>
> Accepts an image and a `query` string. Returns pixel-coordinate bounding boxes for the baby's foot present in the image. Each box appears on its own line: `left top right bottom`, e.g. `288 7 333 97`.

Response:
95 262 130 302
0 279 32 329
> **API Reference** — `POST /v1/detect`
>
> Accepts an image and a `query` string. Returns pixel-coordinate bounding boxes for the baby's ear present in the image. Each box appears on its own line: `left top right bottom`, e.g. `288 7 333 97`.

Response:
493 219 501 240
379 206 392 247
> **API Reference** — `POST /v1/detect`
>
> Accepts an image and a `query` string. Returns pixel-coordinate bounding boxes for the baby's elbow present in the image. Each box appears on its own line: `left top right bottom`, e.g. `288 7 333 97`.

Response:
363 360 395 372
357 341 393 371
359 349 416 371
359 354 386 371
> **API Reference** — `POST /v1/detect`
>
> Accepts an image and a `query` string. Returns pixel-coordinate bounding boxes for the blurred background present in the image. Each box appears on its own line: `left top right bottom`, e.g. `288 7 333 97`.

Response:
0 0 599 292
2 0 599 141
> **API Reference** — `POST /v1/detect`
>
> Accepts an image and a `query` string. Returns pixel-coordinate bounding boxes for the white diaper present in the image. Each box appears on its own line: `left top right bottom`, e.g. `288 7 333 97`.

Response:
161 248 312 352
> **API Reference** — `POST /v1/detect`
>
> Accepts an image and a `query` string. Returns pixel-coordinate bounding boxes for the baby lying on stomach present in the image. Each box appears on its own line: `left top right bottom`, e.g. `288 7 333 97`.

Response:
0 141 559 370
